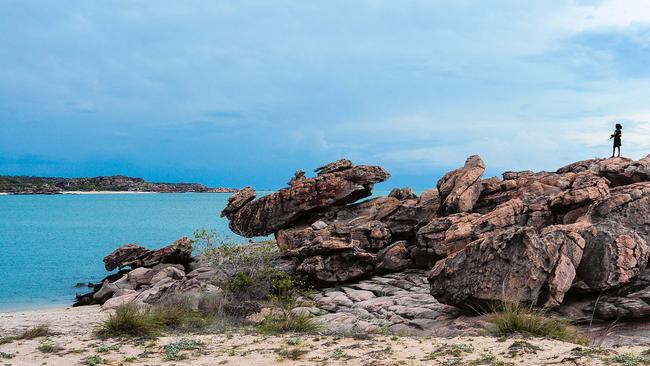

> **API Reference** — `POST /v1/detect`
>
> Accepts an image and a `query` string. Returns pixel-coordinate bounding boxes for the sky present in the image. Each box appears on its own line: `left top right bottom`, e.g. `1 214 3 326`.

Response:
2 0 650 189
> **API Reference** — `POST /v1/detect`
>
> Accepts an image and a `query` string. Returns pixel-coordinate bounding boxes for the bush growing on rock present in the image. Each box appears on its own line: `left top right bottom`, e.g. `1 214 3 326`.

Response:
192 229 308 317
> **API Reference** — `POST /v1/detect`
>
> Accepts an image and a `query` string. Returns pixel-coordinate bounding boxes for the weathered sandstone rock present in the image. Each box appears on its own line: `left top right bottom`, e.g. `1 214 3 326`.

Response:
222 161 390 237
103 237 192 271
428 225 585 309
437 155 485 215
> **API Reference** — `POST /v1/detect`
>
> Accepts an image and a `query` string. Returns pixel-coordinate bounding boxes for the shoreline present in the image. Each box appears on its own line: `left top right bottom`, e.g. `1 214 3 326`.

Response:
0 301 74 314
61 191 158 195
0 191 236 195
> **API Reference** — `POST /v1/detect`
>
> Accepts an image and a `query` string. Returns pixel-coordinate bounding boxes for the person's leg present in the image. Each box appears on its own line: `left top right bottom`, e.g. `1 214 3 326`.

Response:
612 146 616 158
617 146 621 157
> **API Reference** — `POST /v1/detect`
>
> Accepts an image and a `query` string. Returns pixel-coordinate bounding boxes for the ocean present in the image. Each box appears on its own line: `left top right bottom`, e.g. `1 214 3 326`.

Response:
0 193 263 311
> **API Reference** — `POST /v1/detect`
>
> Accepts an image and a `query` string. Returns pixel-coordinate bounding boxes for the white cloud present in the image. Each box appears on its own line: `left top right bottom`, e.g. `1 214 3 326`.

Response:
559 0 650 32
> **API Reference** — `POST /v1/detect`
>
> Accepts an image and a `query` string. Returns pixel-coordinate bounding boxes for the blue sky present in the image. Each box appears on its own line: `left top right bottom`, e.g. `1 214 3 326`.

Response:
2 1 650 189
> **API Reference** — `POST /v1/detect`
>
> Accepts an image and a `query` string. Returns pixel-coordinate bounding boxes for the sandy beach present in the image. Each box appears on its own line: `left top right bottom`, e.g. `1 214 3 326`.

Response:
0 306 647 366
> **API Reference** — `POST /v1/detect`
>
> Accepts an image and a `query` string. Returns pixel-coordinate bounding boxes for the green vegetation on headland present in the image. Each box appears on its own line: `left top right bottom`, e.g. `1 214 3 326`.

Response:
0 175 236 194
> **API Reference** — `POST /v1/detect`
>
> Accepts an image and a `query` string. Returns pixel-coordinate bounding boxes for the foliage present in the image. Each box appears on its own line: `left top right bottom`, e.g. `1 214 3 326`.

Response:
0 351 14 359
82 355 105 366
611 353 650 366
149 295 216 331
95 344 120 353
275 345 309 361
0 336 16 345
192 229 303 318
423 344 474 360
571 346 611 357
98 303 162 337
37 343 63 353
163 338 203 361
98 296 219 338
489 301 588 345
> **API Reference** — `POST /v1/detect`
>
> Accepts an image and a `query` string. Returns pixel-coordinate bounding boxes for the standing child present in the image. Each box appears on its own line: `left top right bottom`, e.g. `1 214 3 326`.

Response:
610 123 622 157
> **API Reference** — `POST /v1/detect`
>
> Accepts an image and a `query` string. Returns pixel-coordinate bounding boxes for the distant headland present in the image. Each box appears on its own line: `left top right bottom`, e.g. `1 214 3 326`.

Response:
0 175 237 194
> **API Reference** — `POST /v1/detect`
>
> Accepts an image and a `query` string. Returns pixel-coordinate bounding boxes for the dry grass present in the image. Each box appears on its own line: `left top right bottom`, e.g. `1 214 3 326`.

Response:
19 324 53 339
257 313 320 335
98 295 225 338
490 301 588 345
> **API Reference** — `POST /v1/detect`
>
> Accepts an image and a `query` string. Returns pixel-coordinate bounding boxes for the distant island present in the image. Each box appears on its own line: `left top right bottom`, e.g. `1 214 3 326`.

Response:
0 175 237 194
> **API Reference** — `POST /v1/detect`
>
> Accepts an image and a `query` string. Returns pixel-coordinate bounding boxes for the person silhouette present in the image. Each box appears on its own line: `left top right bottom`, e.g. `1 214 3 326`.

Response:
610 123 622 157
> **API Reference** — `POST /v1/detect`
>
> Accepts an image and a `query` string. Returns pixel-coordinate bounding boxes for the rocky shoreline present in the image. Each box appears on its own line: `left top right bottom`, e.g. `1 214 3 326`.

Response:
75 155 650 331
0 175 237 194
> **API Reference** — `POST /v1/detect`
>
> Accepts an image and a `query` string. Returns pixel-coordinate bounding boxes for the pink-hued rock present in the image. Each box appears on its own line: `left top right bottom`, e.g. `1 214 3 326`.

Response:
437 155 485 214
573 183 650 292
428 225 585 309
103 237 192 271
222 160 390 237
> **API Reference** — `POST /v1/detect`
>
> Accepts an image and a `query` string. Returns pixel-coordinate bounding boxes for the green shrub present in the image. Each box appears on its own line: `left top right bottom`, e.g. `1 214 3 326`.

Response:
226 272 254 291
82 355 105 366
95 344 120 353
163 338 203 361
98 303 162 337
611 353 650 366
37 343 63 353
489 301 588 345
0 336 16 345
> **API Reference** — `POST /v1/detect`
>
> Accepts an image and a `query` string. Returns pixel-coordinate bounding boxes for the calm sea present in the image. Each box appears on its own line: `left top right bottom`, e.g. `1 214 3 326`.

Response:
0 190 398 311
0 193 266 311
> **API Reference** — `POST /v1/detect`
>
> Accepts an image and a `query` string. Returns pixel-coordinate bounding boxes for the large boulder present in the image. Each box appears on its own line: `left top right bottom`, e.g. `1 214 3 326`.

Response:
572 183 650 292
103 244 149 271
222 160 390 237
428 225 585 309
557 155 650 187
276 188 439 285
437 155 485 214
103 237 193 271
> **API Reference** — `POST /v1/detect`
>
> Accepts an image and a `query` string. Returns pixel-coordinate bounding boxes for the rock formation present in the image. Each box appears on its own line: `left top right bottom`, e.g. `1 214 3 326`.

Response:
84 154 650 325
74 238 219 309
222 155 650 321
222 159 390 237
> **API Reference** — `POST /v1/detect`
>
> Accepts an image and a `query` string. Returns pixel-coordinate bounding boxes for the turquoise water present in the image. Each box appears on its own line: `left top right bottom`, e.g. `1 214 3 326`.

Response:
0 193 262 311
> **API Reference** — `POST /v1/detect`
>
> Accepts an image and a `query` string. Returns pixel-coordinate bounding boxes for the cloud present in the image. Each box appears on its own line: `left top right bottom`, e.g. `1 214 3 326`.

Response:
1 1 650 188
559 0 650 32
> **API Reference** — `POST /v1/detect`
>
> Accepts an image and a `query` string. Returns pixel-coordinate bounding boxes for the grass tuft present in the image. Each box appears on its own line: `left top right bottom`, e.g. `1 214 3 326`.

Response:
276 346 309 360
19 324 52 339
489 301 588 345
97 296 219 338
257 313 320 334
98 303 161 337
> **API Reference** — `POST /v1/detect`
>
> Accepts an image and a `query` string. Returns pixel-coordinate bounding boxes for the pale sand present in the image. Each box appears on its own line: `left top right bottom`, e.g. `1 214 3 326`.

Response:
0 306 647 365
61 191 159 195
